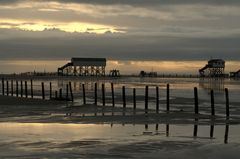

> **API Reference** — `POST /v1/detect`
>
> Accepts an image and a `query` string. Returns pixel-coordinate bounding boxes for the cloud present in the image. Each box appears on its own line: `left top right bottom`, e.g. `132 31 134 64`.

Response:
0 28 239 60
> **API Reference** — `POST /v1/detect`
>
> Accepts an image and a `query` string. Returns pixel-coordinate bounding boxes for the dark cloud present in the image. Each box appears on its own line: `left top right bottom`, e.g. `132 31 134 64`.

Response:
0 29 239 61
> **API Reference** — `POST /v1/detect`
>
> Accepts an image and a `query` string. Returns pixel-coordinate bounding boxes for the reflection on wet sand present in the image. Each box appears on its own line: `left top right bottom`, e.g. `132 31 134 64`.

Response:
199 78 225 93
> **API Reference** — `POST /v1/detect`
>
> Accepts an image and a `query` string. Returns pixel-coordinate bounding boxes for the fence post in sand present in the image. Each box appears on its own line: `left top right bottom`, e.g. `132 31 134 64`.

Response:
59 88 62 99
225 88 229 118
66 84 69 100
133 88 136 110
50 82 52 99
82 84 86 105
166 84 170 112
2 78 4 96
69 82 73 102
145 86 148 114
156 86 159 113
55 91 58 99
25 81 28 98
11 80 13 96
6 80 9 96
94 83 97 105
111 83 115 107
122 86 126 108
41 82 45 100
210 90 215 116
102 83 105 106
16 81 18 97
30 79 33 98
20 81 23 97
194 87 199 114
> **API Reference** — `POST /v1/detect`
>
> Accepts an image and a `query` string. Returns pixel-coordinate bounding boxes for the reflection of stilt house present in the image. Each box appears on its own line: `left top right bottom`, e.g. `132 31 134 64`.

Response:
58 58 106 76
199 59 225 77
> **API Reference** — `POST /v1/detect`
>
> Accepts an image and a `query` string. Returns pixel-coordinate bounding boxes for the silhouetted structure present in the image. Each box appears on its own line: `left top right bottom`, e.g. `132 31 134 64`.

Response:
199 59 225 77
139 71 157 77
230 70 240 78
58 58 106 76
109 69 120 77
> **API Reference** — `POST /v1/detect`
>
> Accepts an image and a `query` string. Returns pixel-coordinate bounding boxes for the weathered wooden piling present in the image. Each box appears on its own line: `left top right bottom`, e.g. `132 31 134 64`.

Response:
49 82 52 99
111 83 115 107
69 82 73 102
133 88 136 110
25 81 28 98
224 124 229 144
66 84 69 99
11 80 13 96
102 83 105 106
16 81 18 97
20 81 23 97
156 86 159 113
225 88 229 118
30 79 33 98
2 78 4 96
59 88 62 99
210 90 215 116
94 83 97 105
210 125 214 138
6 80 9 96
82 84 86 105
194 87 199 114
166 84 170 112
193 122 198 137
41 82 45 100
145 86 148 114
55 91 58 99
122 86 126 108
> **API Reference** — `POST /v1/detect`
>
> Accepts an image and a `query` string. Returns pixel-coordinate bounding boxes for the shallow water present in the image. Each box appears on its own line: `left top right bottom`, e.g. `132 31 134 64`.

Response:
0 122 239 158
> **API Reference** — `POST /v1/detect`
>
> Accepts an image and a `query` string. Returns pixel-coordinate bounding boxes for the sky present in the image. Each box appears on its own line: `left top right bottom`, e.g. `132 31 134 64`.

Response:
0 0 240 74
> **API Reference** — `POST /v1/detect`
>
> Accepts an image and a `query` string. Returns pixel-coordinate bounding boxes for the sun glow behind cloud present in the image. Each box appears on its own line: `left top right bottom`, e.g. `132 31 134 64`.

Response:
0 19 122 34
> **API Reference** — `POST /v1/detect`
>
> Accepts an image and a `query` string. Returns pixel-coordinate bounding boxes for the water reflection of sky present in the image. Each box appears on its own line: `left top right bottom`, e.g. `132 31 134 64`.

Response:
0 123 239 158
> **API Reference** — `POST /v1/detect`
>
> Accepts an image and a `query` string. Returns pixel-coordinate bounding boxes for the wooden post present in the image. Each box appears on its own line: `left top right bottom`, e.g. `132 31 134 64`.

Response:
41 82 45 100
224 124 229 144
2 78 4 96
55 91 58 99
11 80 13 96
20 81 23 97
82 84 86 105
69 82 74 102
6 80 9 96
194 87 199 114
111 83 115 107
102 83 105 106
210 125 214 138
59 88 62 99
166 84 170 112
50 82 52 99
122 86 126 108
94 83 97 105
145 86 148 114
30 79 33 98
16 81 18 97
156 86 159 113
225 88 229 118
66 84 69 99
133 88 136 110
210 90 215 116
25 81 28 98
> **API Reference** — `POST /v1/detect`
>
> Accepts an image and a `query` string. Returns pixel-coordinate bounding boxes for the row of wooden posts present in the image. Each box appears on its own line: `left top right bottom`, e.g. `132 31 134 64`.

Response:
1 78 74 102
1 78 230 117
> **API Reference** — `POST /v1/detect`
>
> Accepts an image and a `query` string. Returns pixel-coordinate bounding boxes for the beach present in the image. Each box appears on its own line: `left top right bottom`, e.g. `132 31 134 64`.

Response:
0 77 240 158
